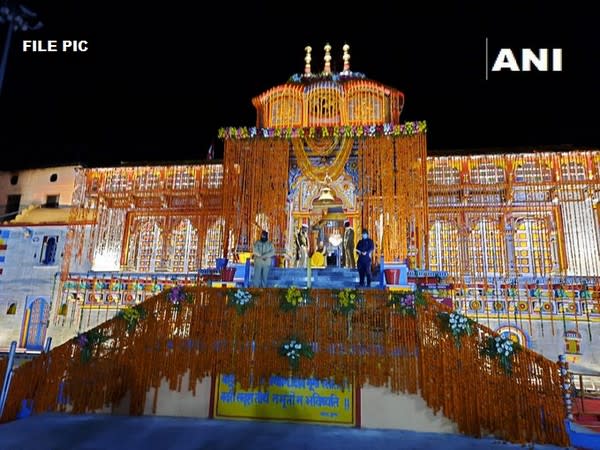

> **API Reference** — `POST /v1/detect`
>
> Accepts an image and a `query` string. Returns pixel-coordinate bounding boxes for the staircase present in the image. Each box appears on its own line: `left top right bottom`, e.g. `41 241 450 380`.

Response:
267 267 381 289
0 288 571 447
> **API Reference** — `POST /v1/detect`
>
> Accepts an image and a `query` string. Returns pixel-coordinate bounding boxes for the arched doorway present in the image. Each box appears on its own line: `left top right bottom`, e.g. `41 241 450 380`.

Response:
289 174 359 268
22 296 50 350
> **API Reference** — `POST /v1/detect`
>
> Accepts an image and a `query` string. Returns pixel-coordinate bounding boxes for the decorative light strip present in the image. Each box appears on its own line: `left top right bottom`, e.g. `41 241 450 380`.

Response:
218 121 427 140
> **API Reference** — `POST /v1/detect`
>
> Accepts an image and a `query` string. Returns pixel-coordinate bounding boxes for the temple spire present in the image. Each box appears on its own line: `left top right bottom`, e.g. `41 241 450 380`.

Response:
304 46 312 75
342 44 351 73
323 43 332 74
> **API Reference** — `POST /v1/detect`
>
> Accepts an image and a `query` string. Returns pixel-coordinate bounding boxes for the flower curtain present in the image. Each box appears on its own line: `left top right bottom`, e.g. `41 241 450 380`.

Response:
0 288 568 447
358 134 428 264
222 139 290 254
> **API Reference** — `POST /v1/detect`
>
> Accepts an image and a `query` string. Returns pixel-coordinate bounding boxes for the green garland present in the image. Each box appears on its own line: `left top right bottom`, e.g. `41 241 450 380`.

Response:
387 290 427 317
218 122 427 140
278 337 314 371
227 288 255 315
118 305 147 333
166 285 193 310
481 335 522 375
336 288 362 314
280 286 312 312
75 328 108 363
437 311 475 348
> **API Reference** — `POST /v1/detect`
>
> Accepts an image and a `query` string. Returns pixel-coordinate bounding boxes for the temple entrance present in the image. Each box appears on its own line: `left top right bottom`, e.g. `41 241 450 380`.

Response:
288 175 359 269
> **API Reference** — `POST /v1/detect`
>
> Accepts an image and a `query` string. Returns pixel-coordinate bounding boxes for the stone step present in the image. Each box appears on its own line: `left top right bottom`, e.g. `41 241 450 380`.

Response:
256 267 382 289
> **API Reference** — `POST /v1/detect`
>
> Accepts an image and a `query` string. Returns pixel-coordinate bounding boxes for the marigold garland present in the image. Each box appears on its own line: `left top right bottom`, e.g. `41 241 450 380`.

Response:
0 288 569 447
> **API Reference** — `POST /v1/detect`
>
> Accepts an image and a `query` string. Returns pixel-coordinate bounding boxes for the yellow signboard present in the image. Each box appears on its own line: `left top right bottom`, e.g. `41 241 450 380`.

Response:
214 374 355 425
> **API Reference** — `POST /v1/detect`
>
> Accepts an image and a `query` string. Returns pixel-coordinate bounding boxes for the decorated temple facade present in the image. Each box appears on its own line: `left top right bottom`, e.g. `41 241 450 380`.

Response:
426 151 600 369
0 44 599 373
221 44 427 267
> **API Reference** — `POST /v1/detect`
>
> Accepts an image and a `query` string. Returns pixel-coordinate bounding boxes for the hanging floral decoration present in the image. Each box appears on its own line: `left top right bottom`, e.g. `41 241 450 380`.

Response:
227 289 255 315
287 71 367 84
481 335 522 375
437 311 475 348
278 337 314 370
166 285 193 310
75 328 108 363
118 305 147 333
280 286 311 312
336 288 362 314
218 122 427 140
387 289 427 317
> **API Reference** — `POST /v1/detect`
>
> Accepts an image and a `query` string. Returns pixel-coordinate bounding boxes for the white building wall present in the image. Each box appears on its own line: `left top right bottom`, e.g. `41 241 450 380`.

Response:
0 225 67 350
0 166 79 215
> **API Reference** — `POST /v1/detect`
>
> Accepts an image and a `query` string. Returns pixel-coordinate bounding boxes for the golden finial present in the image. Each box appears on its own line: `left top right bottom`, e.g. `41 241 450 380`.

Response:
323 43 332 74
304 45 312 75
342 44 350 72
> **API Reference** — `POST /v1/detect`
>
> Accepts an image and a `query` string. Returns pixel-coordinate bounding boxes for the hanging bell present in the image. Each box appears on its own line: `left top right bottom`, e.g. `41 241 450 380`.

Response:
317 187 335 203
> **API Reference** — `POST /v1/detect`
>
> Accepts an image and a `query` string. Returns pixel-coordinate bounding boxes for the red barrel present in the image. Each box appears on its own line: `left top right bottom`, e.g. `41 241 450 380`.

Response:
384 269 401 285
221 267 236 282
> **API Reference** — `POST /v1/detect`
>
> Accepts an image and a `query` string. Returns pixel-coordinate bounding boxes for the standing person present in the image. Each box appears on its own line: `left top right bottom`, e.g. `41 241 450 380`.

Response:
342 221 355 268
295 224 309 268
355 228 374 288
252 230 275 288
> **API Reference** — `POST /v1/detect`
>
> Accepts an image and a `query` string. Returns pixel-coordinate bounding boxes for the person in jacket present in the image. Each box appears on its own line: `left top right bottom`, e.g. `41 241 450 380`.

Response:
252 230 275 288
355 228 374 287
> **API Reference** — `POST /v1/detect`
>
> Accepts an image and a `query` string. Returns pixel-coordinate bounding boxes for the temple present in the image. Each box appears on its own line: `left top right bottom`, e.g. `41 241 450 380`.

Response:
0 43 598 446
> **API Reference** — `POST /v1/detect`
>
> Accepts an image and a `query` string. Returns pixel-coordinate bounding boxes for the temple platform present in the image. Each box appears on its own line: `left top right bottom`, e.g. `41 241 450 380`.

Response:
267 267 382 289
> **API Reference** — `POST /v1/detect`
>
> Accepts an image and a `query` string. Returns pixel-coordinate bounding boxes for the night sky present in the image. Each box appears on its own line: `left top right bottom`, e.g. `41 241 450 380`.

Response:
0 1 598 170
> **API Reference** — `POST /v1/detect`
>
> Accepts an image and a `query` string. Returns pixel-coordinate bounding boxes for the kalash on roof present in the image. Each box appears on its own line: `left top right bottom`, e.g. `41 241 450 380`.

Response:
251 43 406 129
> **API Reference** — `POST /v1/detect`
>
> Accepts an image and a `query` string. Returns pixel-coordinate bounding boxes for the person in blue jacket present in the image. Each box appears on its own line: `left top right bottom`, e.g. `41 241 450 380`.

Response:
355 228 374 287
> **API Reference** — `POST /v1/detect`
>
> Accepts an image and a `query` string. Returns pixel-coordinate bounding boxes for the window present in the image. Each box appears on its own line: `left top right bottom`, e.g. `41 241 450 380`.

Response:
168 219 198 272
513 218 552 276
5 194 21 218
427 165 460 185
514 162 552 183
7 303 16 314
428 220 461 275
45 195 59 208
57 303 68 316
468 219 506 276
50 173 58 182
10 174 18 185
560 162 586 181
470 163 505 184
40 235 59 265
202 165 223 189
564 330 582 355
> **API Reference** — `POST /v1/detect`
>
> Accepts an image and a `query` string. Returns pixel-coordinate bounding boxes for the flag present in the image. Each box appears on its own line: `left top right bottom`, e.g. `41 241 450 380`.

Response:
206 142 215 160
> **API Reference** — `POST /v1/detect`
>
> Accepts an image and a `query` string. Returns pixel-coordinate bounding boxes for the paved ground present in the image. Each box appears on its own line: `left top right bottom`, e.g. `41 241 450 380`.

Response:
0 413 570 450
